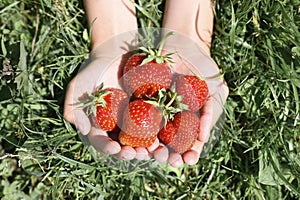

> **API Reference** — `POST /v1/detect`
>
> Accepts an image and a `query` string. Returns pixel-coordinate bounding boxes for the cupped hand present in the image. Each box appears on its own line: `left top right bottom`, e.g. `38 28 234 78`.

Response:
154 84 228 168
151 31 229 168
63 34 157 161
64 56 122 155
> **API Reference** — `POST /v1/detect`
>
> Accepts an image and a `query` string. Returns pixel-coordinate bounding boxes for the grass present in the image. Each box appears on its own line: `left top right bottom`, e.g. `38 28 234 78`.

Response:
0 0 299 199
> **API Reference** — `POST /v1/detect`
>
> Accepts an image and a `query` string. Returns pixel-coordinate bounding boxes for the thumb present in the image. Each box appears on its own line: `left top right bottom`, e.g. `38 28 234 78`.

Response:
64 91 91 135
73 109 91 135
63 80 91 135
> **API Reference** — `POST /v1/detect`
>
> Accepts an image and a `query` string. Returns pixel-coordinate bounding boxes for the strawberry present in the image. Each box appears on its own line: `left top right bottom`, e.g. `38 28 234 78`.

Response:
175 75 209 112
158 121 176 145
123 62 172 99
123 53 147 75
122 32 174 99
79 83 128 131
119 131 157 147
166 111 200 153
119 99 162 147
94 88 128 131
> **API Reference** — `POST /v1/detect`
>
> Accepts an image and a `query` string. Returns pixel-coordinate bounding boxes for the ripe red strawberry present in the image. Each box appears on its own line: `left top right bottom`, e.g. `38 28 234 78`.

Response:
123 62 172 99
163 111 200 153
119 131 157 147
94 88 128 131
158 121 176 145
119 99 162 147
79 83 128 131
123 53 146 74
175 75 209 112
122 32 174 99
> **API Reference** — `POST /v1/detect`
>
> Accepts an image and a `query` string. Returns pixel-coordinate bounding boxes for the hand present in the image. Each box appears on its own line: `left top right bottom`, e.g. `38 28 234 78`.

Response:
63 34 158 161
152 48 229 167
63 47 121 155
151 0 229 168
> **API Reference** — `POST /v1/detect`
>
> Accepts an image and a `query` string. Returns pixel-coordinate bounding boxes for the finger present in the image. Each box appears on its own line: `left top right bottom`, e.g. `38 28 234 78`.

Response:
183 150 199 165
168 152 184 168
153 144 169 163
190 140 205 155
64 106 91 135
135 147 151 160
74 109 92 135
183 140 204 165
63 82 91 135
199 98 213 142
117 146 136 160
88 127 121 154
147 138 160 153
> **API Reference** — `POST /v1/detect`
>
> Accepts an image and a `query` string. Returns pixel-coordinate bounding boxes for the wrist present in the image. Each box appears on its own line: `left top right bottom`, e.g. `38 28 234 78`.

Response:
84 0 137 50
90 30 138 60
163 0 213 55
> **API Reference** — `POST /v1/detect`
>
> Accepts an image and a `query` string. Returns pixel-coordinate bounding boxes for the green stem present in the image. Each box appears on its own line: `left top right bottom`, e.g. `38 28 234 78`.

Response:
157 32 174 56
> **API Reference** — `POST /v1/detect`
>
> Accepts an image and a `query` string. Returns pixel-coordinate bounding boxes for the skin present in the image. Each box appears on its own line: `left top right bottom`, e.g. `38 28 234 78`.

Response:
64 0 140 159
156 0 229 167
63 0 229 168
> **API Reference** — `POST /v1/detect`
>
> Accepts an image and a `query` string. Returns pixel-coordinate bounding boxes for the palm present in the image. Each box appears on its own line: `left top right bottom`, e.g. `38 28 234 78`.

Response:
150 38 228 167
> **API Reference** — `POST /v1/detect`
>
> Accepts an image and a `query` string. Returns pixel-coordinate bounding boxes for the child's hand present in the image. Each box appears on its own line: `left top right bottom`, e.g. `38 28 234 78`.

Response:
63 38 157 161
150 49 228 168
151 0 229 167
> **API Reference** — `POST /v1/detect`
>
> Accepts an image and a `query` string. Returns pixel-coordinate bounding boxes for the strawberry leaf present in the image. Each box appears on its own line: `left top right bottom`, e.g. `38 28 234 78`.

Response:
137 31 175 66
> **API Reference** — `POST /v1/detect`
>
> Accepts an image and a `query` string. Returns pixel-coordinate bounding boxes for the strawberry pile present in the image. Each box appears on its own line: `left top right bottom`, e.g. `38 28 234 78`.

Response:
80 33 209 154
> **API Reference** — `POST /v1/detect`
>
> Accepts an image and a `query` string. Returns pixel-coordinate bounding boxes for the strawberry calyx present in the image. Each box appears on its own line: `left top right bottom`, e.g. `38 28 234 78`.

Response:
78 82 111 116
138 32 175 66
145 85 189 126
